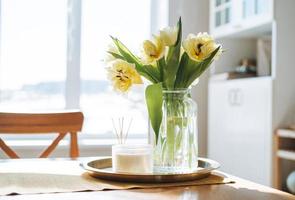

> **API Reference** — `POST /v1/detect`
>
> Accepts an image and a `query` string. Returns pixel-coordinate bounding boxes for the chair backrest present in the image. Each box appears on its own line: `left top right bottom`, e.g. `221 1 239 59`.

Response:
0 110 84 159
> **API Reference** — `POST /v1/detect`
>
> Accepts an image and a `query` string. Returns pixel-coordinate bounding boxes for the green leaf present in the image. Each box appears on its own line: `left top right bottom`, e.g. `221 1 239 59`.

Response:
184 46 220 87
139 64 161 82
175 46 221 88
174 52 190 88
145 83 163 143
107 51 125 60
163 17 182 89
111 36 161 84
157 57 166 85
111 36 141 66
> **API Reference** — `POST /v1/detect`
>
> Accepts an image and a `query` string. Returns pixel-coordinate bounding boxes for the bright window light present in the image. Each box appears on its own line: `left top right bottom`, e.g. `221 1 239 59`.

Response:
80 0 151 137
0 0 152 138
0 0 67 110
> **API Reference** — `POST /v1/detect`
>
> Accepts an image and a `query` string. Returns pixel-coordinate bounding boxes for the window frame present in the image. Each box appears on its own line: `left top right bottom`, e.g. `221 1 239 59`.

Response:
0 0 168 142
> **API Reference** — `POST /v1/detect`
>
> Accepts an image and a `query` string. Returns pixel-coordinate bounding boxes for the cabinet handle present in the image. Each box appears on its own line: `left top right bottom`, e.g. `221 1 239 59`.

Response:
228 89 243 106
228 89 236 106
235 89 243 106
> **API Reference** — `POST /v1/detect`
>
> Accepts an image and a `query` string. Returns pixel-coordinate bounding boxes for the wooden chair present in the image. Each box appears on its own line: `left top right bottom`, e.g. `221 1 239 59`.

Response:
0 110 84 159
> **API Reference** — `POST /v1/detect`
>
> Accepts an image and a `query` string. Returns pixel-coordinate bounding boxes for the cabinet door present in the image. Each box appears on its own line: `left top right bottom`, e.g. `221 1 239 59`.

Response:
210 0 233 35
238 0 273 29
242 0 272 20
208 78 272 185
210 0 273 38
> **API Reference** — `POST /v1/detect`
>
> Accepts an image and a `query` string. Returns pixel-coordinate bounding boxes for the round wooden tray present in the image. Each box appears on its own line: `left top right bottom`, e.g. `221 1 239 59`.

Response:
81 157 220 183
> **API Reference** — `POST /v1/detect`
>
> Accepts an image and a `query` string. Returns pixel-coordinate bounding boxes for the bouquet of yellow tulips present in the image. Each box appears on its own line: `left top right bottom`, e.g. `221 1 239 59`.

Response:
106 18 222 143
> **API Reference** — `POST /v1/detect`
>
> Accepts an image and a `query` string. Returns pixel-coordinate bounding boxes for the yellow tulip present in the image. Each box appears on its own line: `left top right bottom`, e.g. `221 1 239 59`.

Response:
107 59 143 92
159 26 178 46
141 35 165 64
182 32 221 62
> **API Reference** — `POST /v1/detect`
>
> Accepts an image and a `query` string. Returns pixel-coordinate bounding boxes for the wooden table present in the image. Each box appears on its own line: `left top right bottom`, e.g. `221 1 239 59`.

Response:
0 158 294 200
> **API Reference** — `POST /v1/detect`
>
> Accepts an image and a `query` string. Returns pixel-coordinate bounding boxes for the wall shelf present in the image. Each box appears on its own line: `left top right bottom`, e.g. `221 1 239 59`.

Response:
277 129 295 139
209 75 272 83
274 129 295 190
277 150 295 161
214 21 272 40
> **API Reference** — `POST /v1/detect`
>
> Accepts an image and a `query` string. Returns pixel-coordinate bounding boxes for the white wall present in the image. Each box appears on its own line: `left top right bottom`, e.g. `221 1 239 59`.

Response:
169 0 210 156
273 0 295 187
273 0 295 128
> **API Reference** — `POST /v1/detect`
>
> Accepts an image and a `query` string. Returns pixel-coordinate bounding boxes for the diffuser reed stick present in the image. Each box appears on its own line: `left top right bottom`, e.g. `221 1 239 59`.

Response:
111 117 132 144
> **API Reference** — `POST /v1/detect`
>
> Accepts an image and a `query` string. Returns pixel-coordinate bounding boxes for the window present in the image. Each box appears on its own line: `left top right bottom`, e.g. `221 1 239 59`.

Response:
80 0 150 137
0 0 67 110
0 0 159 140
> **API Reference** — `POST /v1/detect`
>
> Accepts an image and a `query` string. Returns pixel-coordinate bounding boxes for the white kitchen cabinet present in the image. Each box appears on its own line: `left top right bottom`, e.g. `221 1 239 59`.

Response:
208 0 295 189
208 77 272 185
210 0 273 38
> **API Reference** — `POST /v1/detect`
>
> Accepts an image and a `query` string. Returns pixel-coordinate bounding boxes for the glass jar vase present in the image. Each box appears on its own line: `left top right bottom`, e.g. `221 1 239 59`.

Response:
153 89 198 173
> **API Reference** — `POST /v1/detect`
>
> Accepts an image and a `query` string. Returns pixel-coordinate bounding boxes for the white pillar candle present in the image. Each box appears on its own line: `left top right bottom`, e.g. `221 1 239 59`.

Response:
112 144 153 174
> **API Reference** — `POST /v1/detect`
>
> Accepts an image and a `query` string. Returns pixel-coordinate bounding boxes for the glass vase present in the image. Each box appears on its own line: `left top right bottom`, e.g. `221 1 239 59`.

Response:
153 89 198 173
